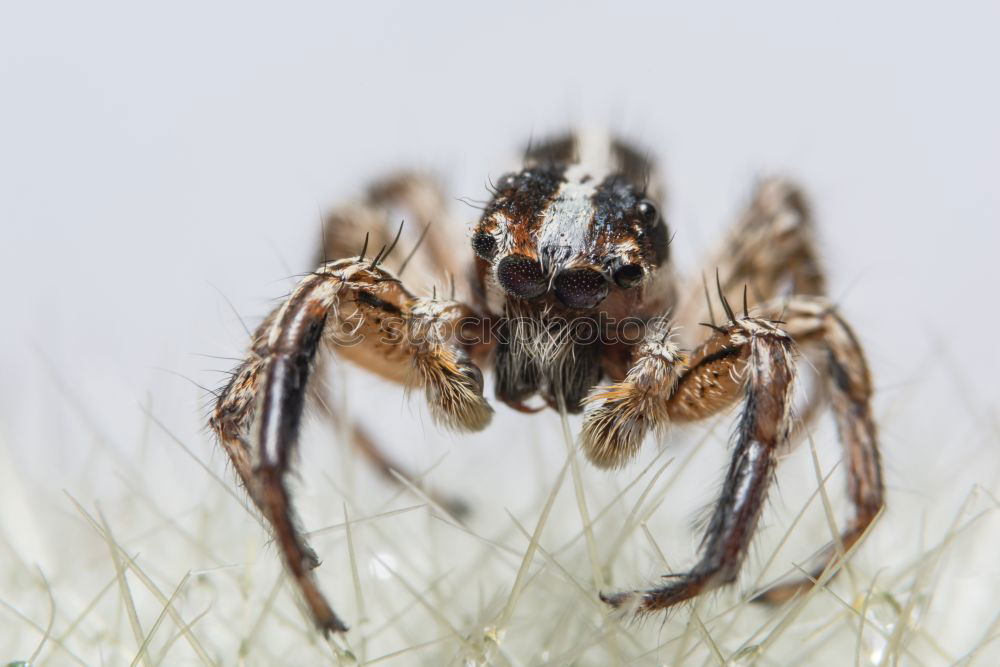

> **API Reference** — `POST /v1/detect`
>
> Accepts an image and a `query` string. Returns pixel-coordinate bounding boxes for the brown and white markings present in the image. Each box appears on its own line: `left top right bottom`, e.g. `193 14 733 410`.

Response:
210 129 883 634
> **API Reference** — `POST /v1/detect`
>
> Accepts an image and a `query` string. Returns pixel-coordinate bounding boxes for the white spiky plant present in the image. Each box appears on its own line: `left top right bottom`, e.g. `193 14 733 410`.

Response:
2 351 999 666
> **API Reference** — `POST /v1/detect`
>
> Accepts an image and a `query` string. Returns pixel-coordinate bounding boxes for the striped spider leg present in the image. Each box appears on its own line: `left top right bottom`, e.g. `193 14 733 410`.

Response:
582 178 883 614
210 253 491 634
591 293 881 613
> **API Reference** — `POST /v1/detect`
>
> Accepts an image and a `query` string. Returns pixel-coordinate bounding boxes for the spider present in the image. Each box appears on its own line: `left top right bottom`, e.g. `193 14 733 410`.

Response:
210 129 884 635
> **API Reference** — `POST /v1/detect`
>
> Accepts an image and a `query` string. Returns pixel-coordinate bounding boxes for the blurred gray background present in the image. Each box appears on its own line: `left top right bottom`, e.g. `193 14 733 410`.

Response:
1 0 998 534
3 2 1000 659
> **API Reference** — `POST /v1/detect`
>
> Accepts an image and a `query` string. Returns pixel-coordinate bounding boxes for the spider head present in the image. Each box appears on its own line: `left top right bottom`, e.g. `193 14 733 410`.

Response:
472 165 669 313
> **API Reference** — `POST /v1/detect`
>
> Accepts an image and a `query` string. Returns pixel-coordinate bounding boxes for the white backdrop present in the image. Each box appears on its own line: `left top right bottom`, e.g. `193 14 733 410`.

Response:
3 0 998 471
2 1 999 661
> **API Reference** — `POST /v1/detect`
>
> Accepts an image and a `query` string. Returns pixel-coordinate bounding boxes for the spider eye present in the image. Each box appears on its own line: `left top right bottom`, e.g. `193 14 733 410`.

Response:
554 268 609 309
497 255 548 299
613 264 644 289
472 231 498 260
494 172 519 192
636 199 658 225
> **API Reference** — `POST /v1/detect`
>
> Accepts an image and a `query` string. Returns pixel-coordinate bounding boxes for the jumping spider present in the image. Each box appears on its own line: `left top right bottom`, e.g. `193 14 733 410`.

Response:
210 130 884 634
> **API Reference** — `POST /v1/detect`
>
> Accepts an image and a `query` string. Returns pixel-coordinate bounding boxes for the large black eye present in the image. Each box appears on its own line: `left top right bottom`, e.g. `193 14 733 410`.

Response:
497 255 548 299
613 264 644 289
472 231 497 259
636 199 658 225
554 268 609 310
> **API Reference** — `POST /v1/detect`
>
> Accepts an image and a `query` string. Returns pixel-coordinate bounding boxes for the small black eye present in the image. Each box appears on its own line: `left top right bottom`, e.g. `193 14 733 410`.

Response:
472 231 497 260
636 199 658 225
613 264 644 289
494 172 518 192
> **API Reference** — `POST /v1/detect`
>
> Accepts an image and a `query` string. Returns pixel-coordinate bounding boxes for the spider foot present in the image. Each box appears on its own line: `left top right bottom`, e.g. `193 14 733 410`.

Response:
290 570 350 635
314 607 350 636
599 589 640 610
601 572 711 618
750 565 823 605
751 581 807 605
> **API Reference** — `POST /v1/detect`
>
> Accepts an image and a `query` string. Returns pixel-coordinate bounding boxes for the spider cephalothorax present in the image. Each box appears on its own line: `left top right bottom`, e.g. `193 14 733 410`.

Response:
471 132 675 412
211 129 883 635
472 137 670 314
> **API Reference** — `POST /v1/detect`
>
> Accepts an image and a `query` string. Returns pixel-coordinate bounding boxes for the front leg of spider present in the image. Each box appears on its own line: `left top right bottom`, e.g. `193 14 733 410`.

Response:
580 317 683 469
211 255 491 635
601 311 797 615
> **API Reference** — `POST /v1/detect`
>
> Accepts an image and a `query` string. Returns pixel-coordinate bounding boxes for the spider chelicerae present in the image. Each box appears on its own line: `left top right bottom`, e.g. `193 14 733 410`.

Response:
210 129 884 635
